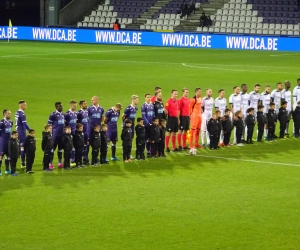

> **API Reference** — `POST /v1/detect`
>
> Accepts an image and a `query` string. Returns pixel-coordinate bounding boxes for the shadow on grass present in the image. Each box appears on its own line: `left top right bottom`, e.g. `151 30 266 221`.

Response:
1 136 299 196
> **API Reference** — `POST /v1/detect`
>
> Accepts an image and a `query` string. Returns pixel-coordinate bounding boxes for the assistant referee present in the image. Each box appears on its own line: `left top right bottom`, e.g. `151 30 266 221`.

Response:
164 89 179 152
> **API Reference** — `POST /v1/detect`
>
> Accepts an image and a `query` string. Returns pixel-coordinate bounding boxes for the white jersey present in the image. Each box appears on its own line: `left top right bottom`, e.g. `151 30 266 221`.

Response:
240 92 249 115
229 94 241 113
248 91 261 111
202 97 214 120
281 89 292 112
260 92 271 114
215 97 227 116
293 86 300 109
270 89 282 111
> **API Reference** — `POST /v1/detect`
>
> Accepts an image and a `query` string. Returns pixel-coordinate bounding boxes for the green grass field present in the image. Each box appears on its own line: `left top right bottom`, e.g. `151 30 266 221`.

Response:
1 41 300 249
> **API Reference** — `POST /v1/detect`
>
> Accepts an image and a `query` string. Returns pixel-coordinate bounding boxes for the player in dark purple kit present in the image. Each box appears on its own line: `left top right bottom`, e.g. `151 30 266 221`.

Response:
87 96 104 161
104 103 122 161
15 100 30 169
122 95 139 137
65 100 77 167
141 94 155 156
77 100 89 164
48 102 65 168
0 110 13 175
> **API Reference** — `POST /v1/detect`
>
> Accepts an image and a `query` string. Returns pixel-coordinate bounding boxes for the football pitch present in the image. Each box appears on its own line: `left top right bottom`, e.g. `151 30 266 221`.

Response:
1 41 300 249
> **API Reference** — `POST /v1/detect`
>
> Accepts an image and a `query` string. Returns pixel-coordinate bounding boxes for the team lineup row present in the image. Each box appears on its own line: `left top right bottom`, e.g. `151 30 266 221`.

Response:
1 80 300 175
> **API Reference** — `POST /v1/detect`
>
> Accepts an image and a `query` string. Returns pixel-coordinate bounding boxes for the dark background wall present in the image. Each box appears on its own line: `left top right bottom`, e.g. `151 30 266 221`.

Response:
0 0 40 26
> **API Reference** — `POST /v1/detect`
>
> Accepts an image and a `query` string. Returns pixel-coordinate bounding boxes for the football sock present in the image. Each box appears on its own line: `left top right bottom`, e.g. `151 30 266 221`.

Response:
201 130 205 145
21 150 25 165
5 159 10 171
182 134 187 148
111 144 116 158
195 129 200 146
58 150 62 163
71 149 75 162
171 135 176 149
190 130 194 148
166 135 170 148
177 133 182 147
206 131 210 145
83 145 87 161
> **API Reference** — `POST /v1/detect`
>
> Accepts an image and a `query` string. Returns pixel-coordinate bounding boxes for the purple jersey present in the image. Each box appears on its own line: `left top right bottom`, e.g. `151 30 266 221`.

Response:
123 105 138 124
0 118 13 142
77 109 88 133
48 111 65 137
15 110 29 136
65 110 78 134
105 107 120 132
141 102 154 126
87 105 104 127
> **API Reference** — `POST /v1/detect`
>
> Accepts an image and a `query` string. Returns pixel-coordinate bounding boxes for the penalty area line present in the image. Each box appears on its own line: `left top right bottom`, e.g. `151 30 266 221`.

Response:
185 154 300 167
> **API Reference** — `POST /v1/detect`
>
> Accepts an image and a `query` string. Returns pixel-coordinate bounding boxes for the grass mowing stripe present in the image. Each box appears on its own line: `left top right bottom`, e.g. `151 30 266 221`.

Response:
1 47 160 57
187 153 300 167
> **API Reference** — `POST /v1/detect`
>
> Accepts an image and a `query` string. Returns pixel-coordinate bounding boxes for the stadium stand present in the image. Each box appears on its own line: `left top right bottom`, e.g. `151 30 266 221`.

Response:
200 0 300 35
76 0 300 35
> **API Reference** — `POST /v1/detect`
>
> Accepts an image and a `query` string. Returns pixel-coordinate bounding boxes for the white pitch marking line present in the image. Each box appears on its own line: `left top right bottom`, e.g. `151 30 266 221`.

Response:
270 53 300 57
1 47 159 58
4 54 300 73
186 154 300 167
182 63 300 74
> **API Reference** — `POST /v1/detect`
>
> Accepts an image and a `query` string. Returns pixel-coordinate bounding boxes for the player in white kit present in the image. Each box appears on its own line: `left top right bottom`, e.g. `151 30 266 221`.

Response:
201 89 214 147
281 81 292 135
215 89 227 145
260 85 271 138
271 82 283 114
292 78 300 110
248 84 261 114
229 86 242 144
240 84 249 140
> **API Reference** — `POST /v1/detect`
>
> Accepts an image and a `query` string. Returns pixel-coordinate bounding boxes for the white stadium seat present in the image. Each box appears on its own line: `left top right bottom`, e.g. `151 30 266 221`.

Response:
77 22 82 27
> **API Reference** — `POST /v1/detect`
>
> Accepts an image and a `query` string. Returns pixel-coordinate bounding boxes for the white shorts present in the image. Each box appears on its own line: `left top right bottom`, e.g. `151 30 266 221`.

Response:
201 113 212 131
263 104 270 114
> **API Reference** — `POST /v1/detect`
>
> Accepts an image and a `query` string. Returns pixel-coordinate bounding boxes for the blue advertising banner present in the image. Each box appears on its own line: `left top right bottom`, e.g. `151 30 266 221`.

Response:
0 26 300 52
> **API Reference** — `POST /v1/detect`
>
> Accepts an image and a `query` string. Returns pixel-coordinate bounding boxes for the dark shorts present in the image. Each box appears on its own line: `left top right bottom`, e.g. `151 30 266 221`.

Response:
145 126 151 140
18 134 26 147
167 116 179 133
53 135 63 151
107 130 118 142
179 116 190 131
